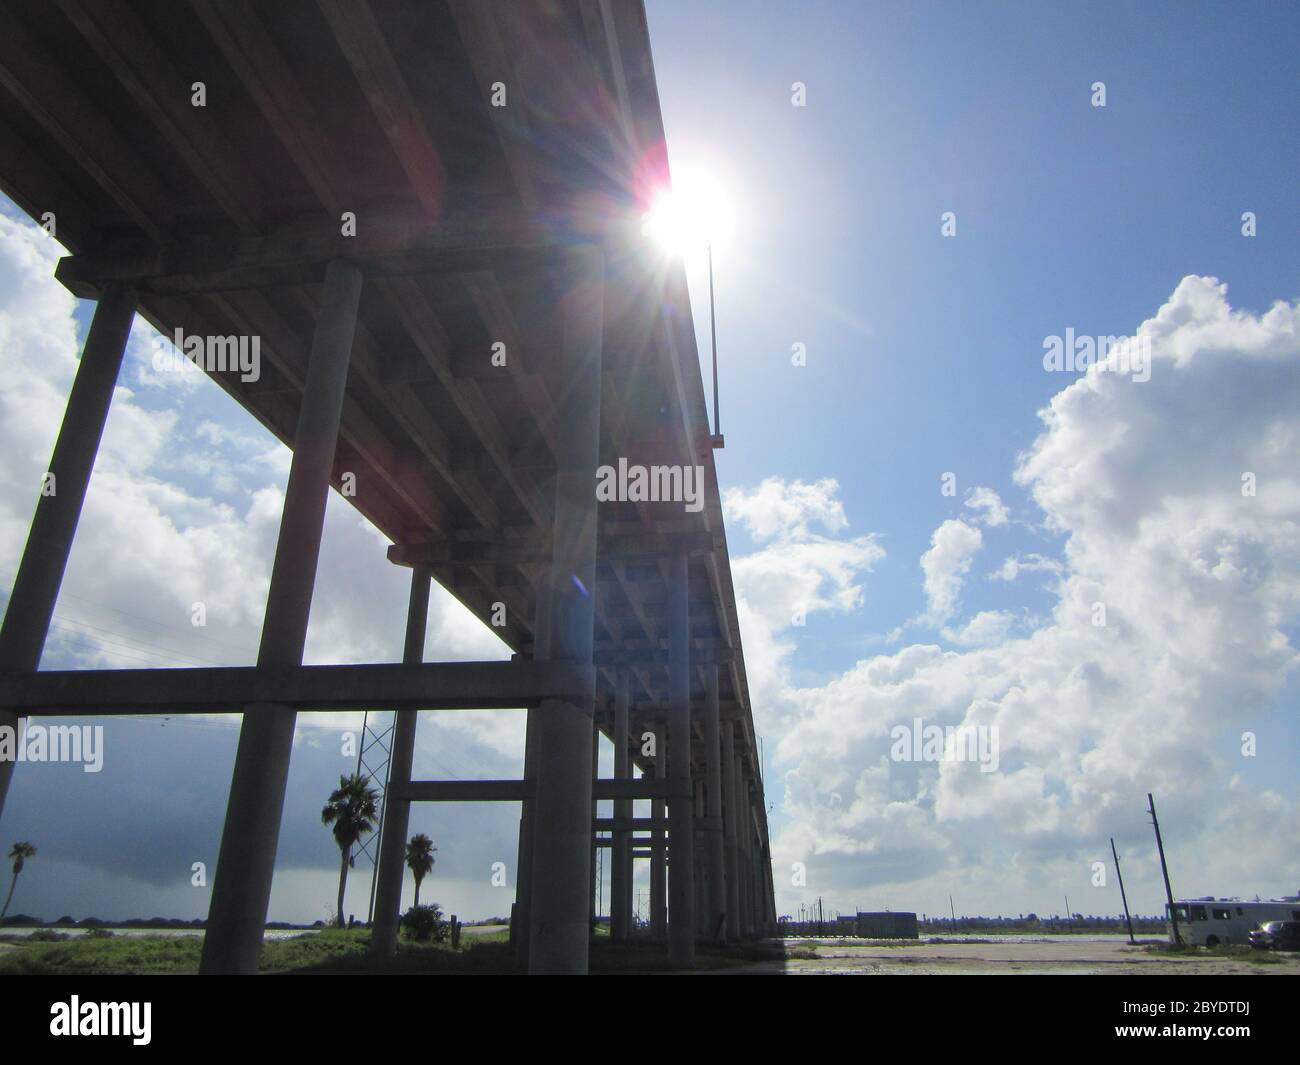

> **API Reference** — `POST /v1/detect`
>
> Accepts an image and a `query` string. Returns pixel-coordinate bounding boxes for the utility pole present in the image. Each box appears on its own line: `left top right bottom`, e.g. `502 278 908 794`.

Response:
1148 793 1181 945
1064 895 1071 927
1111 837 1136 944
707 241 722 447
949 894 956 926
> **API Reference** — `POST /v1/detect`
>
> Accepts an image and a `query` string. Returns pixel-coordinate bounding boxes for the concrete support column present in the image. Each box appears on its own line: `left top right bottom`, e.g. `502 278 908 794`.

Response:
667 550 695 967
527 246 603 974
736 760 753 936
610 668 631 941
649 722 667 939
0 284 137 822
590 723 599 925
694 778 706 936
369 564 432 956
721 723 740 940
703 665 726 941
760 841 772 934
200 259 362 974
512 575 551 967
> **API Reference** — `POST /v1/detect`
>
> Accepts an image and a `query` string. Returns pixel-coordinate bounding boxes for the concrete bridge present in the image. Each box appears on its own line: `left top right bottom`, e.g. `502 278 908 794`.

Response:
0 0 776 973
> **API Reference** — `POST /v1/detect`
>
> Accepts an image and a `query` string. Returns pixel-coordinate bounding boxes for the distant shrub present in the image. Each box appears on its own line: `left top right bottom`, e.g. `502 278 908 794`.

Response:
401 904 447 943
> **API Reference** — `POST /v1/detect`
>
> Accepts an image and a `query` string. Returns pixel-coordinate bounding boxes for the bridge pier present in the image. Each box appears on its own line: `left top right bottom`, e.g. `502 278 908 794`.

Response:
722 722 741 940
0 284 137 825
511 577 551 967
526 247 603 974
650 721 667 938
369 564 432 956
703 664 726 940
200 258 363 975
610 667 632 941
590 722 600 925
667 550 695 967
736 747 753 937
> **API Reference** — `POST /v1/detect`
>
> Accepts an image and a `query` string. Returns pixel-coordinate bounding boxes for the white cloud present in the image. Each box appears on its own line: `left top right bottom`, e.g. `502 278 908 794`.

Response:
761 277 1300 919
989 553 1063 582
964 486 1009 527
721 477 883 737
941 610 1015 647
919 519 983 623
7 199 1298 929
723 476 848 541
0 210 524 921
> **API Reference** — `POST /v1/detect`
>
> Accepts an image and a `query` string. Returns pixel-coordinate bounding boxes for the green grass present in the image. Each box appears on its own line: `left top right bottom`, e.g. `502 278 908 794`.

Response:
0 928 375 975
0 927 799 974
0 934 204 974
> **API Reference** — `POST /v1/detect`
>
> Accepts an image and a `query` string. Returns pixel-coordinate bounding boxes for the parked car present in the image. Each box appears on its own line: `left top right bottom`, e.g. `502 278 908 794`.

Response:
1248 920 1300 951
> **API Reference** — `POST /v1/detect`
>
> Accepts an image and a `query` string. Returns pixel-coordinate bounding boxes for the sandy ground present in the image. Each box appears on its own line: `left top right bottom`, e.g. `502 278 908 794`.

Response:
734 939 1300 975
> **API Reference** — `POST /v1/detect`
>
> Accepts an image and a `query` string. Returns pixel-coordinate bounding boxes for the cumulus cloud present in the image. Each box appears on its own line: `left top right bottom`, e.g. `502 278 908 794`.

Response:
721 477 883 734
723 476 848 541
964 486 1009 527
0 209 522 921
6 199 1297 929
762 277 1300 918
919 519 983 623
941 610 1015 647
989 553 1063 582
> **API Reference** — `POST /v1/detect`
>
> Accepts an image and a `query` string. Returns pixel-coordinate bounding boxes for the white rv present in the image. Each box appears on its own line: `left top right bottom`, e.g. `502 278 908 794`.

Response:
1166 897 1300 947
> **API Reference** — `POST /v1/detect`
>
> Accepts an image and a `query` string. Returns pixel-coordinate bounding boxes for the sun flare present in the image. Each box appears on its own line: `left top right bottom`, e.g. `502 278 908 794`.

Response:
642 162 737 256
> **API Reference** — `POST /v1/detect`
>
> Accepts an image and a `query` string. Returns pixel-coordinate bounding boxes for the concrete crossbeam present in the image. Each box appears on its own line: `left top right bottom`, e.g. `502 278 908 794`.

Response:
397 780 532 802
0 659 595 714
54 214 570 298
388 529 721 568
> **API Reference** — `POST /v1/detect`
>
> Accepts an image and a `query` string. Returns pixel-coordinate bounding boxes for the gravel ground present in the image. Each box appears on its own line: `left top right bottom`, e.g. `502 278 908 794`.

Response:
731 939 1300 975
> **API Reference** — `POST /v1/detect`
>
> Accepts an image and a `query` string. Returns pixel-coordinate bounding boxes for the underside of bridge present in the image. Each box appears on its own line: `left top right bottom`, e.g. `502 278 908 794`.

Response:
0 0 776 972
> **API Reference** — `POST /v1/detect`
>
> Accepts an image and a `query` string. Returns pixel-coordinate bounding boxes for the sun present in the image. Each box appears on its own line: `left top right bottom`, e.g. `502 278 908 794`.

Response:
642 161 736 257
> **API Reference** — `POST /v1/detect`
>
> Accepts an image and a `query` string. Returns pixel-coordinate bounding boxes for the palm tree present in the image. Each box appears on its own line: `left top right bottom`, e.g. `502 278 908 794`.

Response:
320 774 379 929
404 833 437 906
0 842 36 925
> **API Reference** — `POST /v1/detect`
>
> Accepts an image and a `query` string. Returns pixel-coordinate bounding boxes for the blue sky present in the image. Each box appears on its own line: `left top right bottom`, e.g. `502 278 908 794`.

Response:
652 0 1300 914
653 0 1298 658
1 2 1298 926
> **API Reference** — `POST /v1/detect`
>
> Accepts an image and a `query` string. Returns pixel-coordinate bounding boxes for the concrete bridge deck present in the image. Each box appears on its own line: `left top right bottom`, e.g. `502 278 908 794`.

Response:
0 0 776 973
